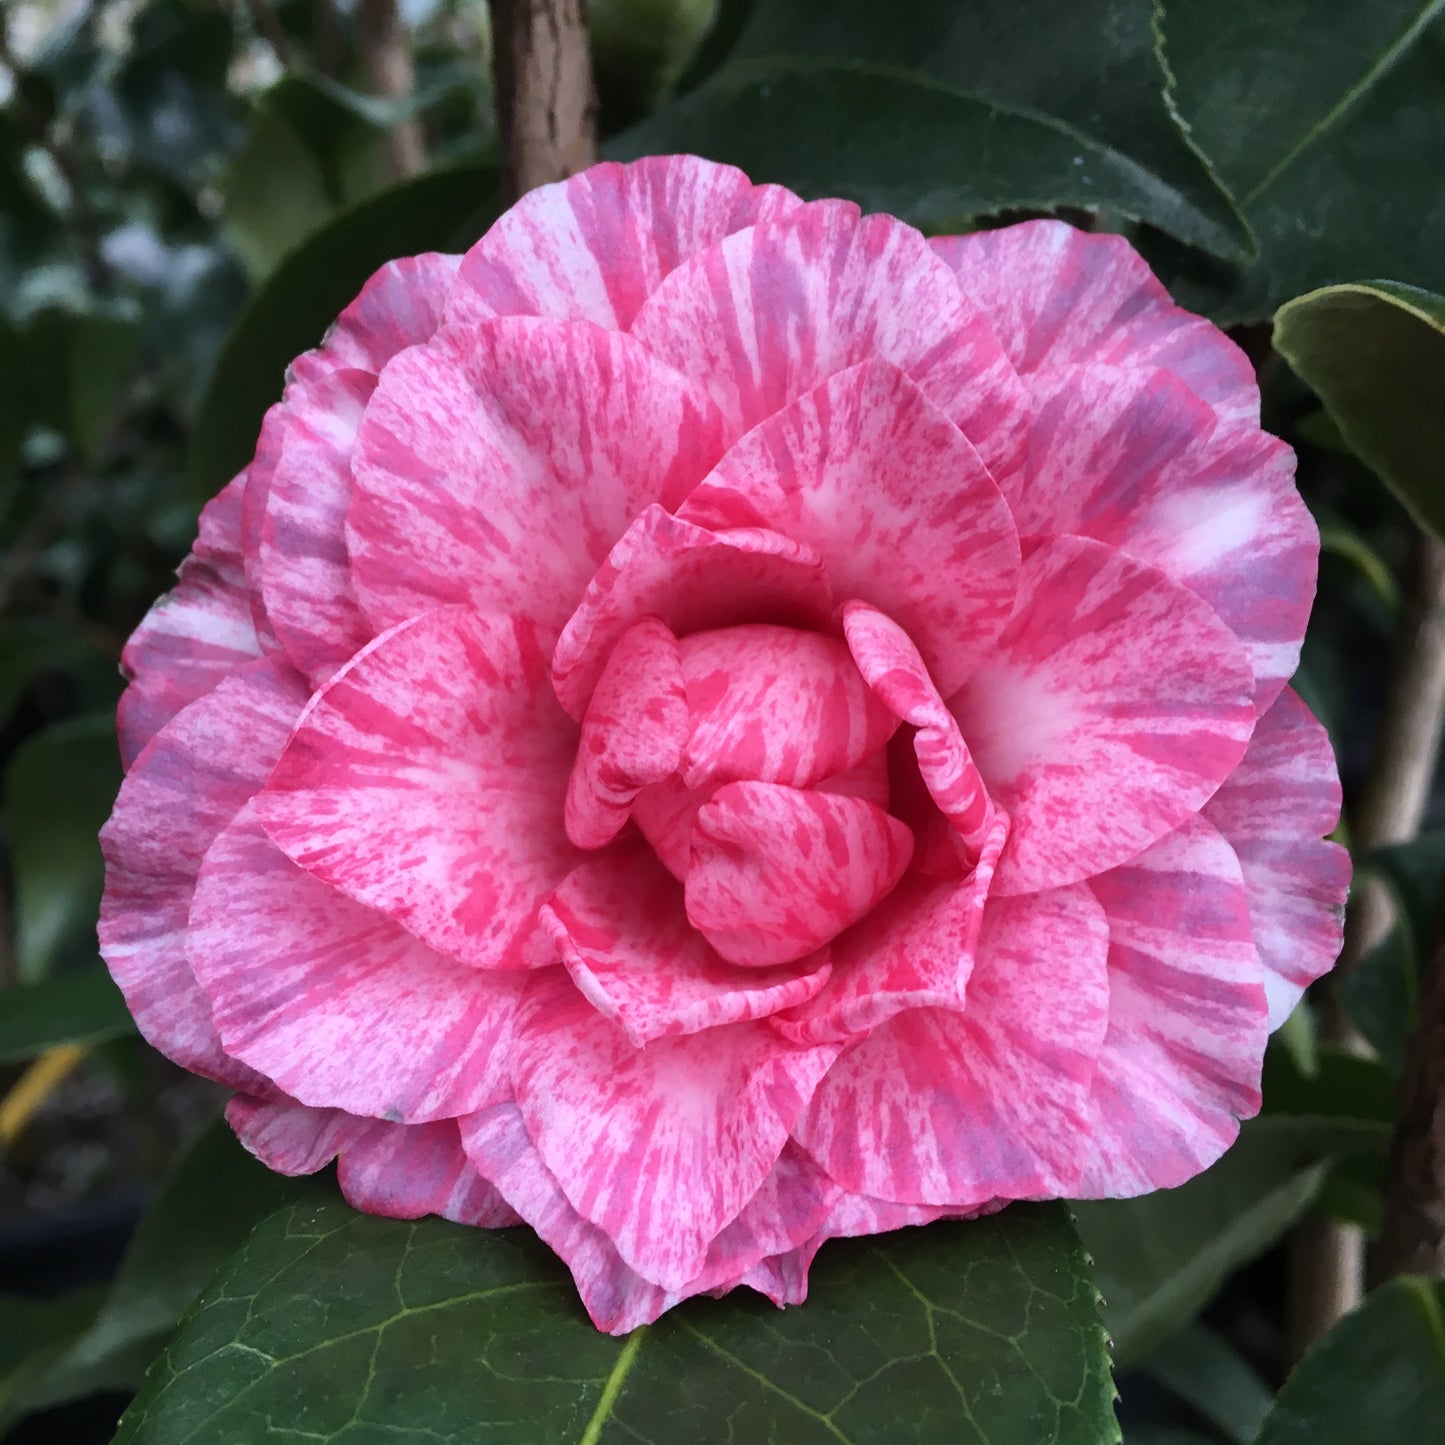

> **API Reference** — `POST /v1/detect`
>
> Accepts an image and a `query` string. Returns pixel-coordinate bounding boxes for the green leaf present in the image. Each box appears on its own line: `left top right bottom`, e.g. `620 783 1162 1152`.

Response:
1274 282 1445 540
0 1288 110 1434
1261 1046 1399 1123
1256 1277 1445 1443
1364 834 1445 964
3 715 121 984
1074 1116 1389 1363
0 971 135 1064
1337 924 1416 1072
591 0 722 126
116 1199 1119 1444
0 621 117 729
1163 3 1445 318
187 163 499 503
714 0 1251 258
1138 1323 1273 1445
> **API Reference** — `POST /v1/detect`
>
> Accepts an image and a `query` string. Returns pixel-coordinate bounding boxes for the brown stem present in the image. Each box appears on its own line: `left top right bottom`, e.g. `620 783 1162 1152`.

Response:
358 0 428 182
488 0 598 202
1289 535 1445 1357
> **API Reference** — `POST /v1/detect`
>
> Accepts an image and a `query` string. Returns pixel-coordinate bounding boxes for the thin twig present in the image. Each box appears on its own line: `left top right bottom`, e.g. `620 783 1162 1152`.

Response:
357 0 427 182
488 0 598 202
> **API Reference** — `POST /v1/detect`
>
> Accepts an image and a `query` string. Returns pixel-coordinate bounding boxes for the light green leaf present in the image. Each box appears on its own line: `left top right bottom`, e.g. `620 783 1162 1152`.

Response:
3 715 121 983
1274 282 1445 539
0 971 135 1064
1074 1116 1389 1363
1138 1323 1273 1445
1256 1277 1445 1442
116 1199 1118 1444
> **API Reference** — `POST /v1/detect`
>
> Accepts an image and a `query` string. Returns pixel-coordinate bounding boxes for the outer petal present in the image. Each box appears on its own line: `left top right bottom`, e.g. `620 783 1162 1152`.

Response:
228 1096 515 1225
541 847 832 1047
931 219 1259 426
676 624 898 791
509 971 840 1292
254 607 579 971
686 782 915 967
1203 686 1349 1028
318 251 460 372
1077 817 1268 1195
951 535 1256 894
1014 365 1316 710
349 319 727 634
631 201 1029 479
793 886 1110 1204
679 361 1021 695
190 805 519 1123
117 472 261 766
100 656 307 1090
551 506 833 720
448 155 800 330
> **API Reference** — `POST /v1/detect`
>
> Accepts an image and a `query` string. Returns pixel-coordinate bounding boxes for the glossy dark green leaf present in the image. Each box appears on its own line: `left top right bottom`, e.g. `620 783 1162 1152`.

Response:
1074 1116 1389 1363
1274 282 1445 539
1261 1046 1399 1122
1138 1323 1273 1445
187 163 499 502
0 971 135 1064
718 0 1249 257
3 715 121 984
116 1199 1118 1444
1163 3 1445 318
1255 1277 1445 1443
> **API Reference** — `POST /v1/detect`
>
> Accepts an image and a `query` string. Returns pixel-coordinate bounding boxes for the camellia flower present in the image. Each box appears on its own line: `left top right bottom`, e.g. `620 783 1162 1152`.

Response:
101 155 1350 1332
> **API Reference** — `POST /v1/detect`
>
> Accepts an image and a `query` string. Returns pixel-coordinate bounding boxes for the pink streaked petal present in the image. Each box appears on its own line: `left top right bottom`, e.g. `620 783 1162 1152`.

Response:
1203 686 1349 1028
679 362 1021 695
566 618 687 850
448 155 801 331
319 251 460 372
117 472 262 766
257 367 375 683
932 219 1259 426
254 606 579 971
814 748 891 809
461 1102 681 1333
631 773 710 880
842 602 1003 863
794 885 1110 1204
630 201 1029 479
687 781 914 968
541 847 832 1047
1078 816 1268 1195
677 624 898 792
100 656 308 1092
509 970 840 1292
551 506 832 720
951 535 1256 895
190 805 519 1122
1016 364 1316 710
774 813 1006 1046
349 319 727 635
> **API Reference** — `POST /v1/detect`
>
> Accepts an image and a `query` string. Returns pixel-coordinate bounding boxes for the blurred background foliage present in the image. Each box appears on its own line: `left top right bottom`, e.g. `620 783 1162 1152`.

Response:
0 1 1442 1441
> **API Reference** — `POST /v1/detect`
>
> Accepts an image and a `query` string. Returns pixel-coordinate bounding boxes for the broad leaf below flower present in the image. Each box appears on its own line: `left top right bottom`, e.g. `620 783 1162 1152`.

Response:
114 1198 1118 1444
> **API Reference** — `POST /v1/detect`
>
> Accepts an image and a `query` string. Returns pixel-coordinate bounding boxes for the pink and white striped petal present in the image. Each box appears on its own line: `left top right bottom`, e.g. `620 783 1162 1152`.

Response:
541 847 832 1047
256 366 375 683
508 970 840 1291
448 155 801 331
630 201 1029 479
793 885 1110 1204
951 535 1257 895
117 472 262 766
349 319 727 635
551 506 833 720
679 362 1021 695
931 219 1259 426
1015 365 1316 710
317 251 460 372
631 773 711 881
190 805 520 1122
254 606 579 971
566 618 688 850
1203 686 1349 1028
228 1096 516 1225
686 781 914 967
775 814 1006 1046
677 624 899 791
100 656 307 1091
1077 817 1268 1195
842 602 1003 864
